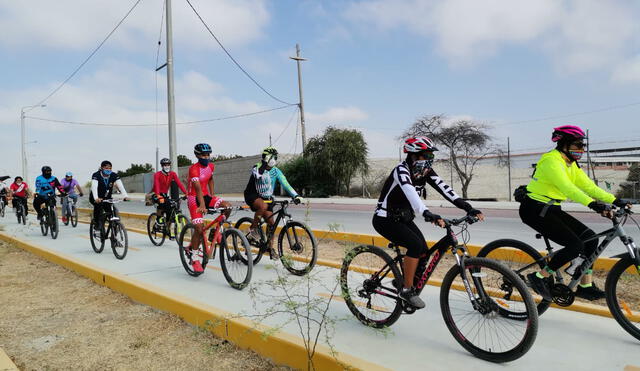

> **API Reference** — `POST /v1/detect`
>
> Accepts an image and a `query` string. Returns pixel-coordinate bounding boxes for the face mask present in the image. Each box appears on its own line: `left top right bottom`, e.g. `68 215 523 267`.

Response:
102 169 112 176
569 150 584 161
162 166 171 173
412 160 430 180
198 158 210 166
267 158 277 167
43 172 52 178
16 181 22 186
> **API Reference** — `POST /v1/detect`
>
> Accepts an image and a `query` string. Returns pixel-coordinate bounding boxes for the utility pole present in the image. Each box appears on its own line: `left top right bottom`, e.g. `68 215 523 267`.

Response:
20 104 46 186
586 129 597 184
507 137 512 201
165 0 178 168
290 44 307 153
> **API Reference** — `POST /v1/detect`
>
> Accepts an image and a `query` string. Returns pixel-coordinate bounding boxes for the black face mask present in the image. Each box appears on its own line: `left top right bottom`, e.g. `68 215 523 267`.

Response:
43 172 52 178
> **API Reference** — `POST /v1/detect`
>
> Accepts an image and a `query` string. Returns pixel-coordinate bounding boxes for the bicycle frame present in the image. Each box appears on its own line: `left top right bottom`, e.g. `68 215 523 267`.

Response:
261 200 293 242
200 214 226 259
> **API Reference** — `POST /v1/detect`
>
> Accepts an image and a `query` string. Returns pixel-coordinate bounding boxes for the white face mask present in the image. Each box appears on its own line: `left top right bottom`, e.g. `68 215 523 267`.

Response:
162 166 171 173
267 158 277 167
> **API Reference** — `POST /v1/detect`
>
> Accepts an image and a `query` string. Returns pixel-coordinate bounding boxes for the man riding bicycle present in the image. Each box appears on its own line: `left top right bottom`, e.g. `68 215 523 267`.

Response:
152 157 187 229
373 136 484 309
243 146 304 258
0 176 10 208
60 171 84 224
186 143 232 273
522 125 631 301
90 160 130 229
10 176 29 218
34 166 66 220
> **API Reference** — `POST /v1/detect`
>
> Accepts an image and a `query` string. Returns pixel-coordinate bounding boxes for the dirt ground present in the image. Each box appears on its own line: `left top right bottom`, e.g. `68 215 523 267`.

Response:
0 239 289 371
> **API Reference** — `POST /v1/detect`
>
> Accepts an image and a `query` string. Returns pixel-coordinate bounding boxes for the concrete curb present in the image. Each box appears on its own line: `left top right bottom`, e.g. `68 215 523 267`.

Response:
0 232 390 371
0 348 18 371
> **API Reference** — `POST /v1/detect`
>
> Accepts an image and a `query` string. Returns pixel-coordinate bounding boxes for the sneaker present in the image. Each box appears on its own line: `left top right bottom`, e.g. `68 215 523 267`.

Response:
249 227 261 241
37 214 42 221
526 272 553 301
575 283 606 301
400 287 425 309
62 216 67 223
192 260 204 273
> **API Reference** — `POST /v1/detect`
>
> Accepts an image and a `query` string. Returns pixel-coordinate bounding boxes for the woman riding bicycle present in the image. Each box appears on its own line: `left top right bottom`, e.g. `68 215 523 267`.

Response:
373 136 484 309
152 157 187 227
522 125 630 301
10 176 29 218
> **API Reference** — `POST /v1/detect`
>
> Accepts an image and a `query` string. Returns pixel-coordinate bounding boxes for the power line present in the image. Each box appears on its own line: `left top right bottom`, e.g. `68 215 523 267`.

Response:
273 105 299 145
24 104 295 127
184 0 294 106
33 0 144 107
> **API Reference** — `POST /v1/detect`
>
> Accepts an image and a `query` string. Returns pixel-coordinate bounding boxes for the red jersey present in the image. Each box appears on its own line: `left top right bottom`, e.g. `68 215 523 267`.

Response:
152 171 187 195
10 182 28 197
187 163 215 197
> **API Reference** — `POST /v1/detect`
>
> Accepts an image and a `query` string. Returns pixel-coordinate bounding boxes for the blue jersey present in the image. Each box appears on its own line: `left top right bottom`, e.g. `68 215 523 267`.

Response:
245 163 297 199
35 175 62 196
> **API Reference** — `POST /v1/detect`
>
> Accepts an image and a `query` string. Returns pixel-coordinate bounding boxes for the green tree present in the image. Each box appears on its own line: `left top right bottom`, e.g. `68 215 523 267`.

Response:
117 163 153 177
616 163 640 200
177 154 192 167
279 155 314 196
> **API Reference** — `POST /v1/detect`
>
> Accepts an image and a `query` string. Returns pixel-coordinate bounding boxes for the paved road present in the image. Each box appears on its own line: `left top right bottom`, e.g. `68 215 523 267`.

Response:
2 212 639 370
78 197 640 256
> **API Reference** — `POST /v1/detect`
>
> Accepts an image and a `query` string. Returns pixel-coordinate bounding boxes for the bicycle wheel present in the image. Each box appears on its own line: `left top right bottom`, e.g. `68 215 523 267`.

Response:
172 214 188 246
50 208 59 239
40 212 48 235
340 245 403 328
146 213 166 246
234 217 266 265
71 206 78 228
605 256 640 341
219 228 253 290
89 218 106 253
110 221 129 260
477 239 552 316
0 201 5 218
62 206 70 226
278 221 318 276
16 205 22 224
440 257 538 363
178 223 208 277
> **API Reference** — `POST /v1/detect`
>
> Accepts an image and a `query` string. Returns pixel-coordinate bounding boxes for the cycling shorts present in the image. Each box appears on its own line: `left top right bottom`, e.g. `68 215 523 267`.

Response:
187 195 222 224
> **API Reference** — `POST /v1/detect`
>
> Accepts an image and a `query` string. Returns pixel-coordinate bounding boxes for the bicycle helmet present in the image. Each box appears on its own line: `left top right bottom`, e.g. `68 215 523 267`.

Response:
262 146 278 158
160 158 171 165
551 125 586 142
194 143 212 155
41 166 52 173
403 136 438 153
65 171 73 177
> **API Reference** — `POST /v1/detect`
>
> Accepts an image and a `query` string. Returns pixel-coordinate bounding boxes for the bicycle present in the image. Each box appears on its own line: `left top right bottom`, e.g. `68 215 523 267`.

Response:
39 195 59 240
341 215 538 363
147 195 189 246
477 206 640 341
234 199 317 276
178 205 253 290
0 194 6 218
90 199 129 260
60 194 79 228
14 197 27 225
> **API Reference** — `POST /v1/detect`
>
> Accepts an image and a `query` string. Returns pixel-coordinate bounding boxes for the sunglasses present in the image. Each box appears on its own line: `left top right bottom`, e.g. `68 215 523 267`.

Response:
570 142 586 149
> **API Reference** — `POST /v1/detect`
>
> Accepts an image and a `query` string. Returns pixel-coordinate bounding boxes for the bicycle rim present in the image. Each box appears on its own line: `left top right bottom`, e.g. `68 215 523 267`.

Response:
606 257 640 341
111 222 128 260
278 221 318 276
89 219 105 253
341 245 403 328
71 207 78 227
147 213 166 246
220 228 253 290
234 217 266 265
50 209 58 239
178 224 207 277
440 257 538 363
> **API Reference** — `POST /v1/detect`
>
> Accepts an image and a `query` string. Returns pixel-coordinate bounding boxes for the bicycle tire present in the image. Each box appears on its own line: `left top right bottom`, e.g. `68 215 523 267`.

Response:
477 239 552 315
50 208 59 239
219 228 253 290
40 212 48 235
278 221 318 276
605 256 640 341
71 206 78 228
234 216 266 265
146 213 166 246
440 257 538 363
178 223 208 277
16 204 23 224
0 201 4 218
90 218 105 253
62 206 69 226
110 221 129 260
341 245 403 328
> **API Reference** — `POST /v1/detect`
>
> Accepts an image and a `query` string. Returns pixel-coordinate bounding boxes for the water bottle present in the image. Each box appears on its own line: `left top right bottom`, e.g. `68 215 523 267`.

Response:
564 255 585 276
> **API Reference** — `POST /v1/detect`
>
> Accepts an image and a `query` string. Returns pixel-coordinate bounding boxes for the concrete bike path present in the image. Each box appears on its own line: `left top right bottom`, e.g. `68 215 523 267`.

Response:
1 218 638 371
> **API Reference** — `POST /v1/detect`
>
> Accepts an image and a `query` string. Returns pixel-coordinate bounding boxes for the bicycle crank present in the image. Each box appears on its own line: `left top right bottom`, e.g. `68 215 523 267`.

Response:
551 283 575 307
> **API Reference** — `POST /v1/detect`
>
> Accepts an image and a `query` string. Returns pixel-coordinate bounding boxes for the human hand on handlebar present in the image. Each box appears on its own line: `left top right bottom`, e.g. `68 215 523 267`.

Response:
613 198 633 209
423 210 445 228
588 201 613 218
123 197 130 202
293 196 305 205
467 208 485 222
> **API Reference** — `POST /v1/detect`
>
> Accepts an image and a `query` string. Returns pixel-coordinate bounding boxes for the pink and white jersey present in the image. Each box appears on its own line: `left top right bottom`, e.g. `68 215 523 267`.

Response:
187 162 215 197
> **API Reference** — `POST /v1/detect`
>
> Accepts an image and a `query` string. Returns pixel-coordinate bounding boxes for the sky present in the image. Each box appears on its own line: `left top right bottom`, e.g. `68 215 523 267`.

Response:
1 0 640 183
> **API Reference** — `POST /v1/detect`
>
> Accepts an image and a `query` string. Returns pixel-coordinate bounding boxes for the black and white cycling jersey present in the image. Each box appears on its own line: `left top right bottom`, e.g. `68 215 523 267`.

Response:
375 161 472 218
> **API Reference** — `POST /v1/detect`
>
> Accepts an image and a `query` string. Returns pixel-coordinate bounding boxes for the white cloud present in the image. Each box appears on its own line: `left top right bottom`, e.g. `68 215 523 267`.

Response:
345 0 640 81
611 55 640 84
0 0 269 51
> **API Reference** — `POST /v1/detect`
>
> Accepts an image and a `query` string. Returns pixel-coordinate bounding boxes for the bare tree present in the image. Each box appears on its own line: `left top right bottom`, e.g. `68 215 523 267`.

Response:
402 114 502 198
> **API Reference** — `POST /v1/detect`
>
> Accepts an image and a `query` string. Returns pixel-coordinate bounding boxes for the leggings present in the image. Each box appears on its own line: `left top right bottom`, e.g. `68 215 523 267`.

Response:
12 196 28 215
372 215 427 258
519 197 597 271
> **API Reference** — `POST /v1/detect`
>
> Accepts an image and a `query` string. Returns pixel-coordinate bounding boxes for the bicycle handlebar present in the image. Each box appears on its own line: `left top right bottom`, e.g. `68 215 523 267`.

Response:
206 205 250 214
443 214 479 227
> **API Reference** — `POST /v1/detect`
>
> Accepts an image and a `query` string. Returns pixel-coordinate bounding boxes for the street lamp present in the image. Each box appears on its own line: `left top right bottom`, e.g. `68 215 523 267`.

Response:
21 104 46 186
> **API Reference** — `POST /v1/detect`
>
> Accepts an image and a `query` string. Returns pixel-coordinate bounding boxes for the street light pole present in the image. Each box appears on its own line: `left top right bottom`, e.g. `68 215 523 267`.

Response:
290 44 307 154
20 104 46 186
165 0 178 168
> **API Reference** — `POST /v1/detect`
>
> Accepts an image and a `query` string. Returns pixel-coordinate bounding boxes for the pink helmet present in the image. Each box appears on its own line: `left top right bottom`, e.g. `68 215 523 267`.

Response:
551 125 586 142
404 136 438 153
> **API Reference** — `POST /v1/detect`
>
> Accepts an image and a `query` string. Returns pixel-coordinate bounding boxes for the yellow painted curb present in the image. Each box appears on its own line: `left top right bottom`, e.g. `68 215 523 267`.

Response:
0 232 390 371
0 348 18 371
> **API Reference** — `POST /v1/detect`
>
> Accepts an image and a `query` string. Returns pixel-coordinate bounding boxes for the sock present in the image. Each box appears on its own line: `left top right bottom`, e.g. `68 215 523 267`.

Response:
579 283 593 288
535 272 545 279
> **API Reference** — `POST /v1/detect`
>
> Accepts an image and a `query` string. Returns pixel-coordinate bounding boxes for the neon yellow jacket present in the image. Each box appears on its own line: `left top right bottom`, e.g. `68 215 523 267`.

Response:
526 149 615 206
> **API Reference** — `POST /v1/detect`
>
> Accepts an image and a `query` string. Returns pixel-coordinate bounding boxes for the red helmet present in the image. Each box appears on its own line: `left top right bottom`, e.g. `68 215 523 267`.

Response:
551 125 586 142
404 136 438 153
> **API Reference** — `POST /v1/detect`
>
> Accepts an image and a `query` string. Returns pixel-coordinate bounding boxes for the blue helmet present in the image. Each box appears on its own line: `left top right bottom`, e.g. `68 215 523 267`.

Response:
65 171 73 177
194 143 212 155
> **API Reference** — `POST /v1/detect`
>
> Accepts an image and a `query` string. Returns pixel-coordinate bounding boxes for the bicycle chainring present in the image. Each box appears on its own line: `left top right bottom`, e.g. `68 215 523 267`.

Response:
401 300 416 314
551 283 575 307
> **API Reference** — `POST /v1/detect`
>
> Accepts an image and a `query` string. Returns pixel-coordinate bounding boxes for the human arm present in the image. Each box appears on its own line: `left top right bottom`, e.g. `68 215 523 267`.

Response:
574 167 616 204
274 168 298 198
74 180 84 196
425 169 483 220
535 157 594 206
172 172 187 194
91 179 100 202
152 172 162 195
114 179 129 199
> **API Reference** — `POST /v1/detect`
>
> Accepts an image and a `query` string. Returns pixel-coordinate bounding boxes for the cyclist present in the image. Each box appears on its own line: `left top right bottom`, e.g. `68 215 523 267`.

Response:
34 166 66 220
0 176 9 209
60 171 84 224
187 143 232 273
244 146 303 258
10 176 29 218
90 161 130 231
522 125 630 301
373 136 484 309
152 157 187 229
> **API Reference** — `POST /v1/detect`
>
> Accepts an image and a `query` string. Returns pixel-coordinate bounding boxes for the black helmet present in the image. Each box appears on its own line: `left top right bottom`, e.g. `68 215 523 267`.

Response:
194 143 212 155
41 166 52 173
101 160 112 168
160 158 171 165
